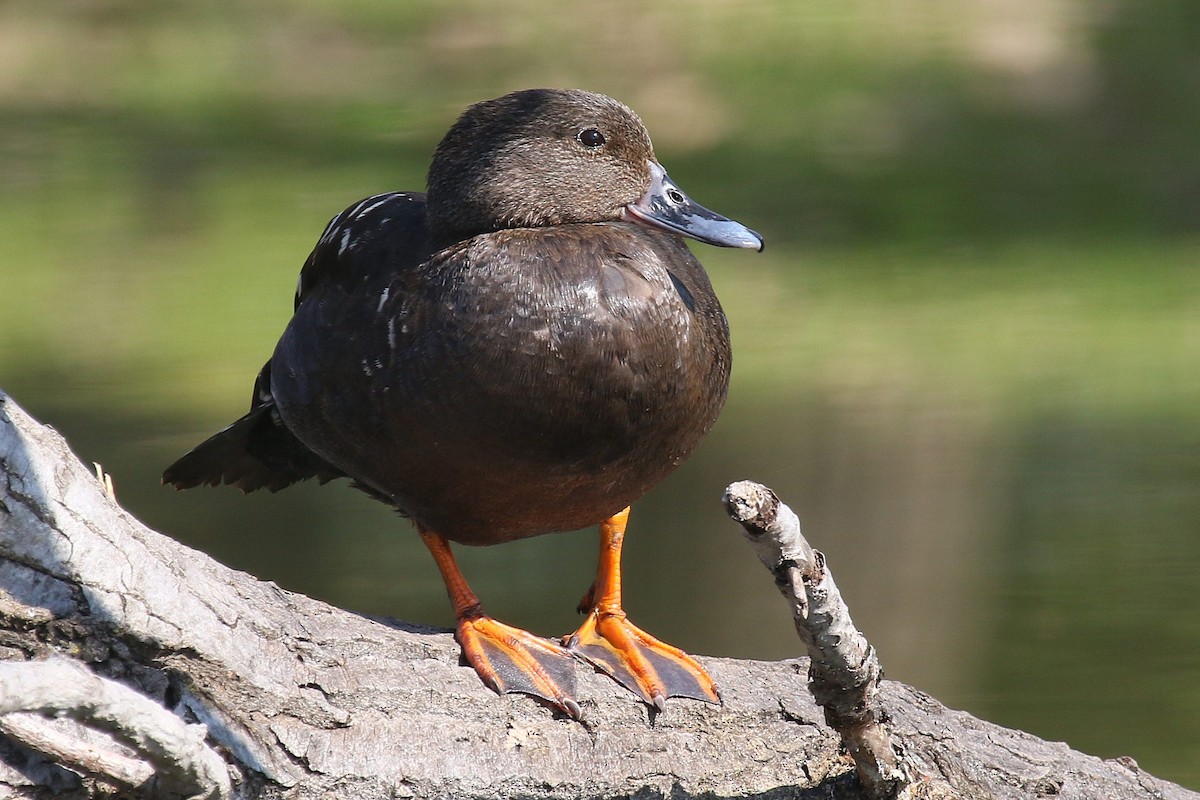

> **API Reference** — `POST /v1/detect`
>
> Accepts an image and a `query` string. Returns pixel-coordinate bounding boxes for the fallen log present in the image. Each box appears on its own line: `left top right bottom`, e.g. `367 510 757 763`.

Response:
0 390 1193 800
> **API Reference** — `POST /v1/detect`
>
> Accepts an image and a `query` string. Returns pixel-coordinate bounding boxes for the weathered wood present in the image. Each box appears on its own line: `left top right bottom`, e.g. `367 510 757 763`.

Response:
0 390 1195 800
0 657 231 798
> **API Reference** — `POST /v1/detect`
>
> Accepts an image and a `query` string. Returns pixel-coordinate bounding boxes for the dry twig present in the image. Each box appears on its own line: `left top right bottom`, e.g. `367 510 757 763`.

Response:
725 480 905 799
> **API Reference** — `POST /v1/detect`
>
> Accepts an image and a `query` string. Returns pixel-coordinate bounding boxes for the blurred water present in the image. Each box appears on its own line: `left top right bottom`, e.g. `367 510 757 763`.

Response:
2 0 1199 788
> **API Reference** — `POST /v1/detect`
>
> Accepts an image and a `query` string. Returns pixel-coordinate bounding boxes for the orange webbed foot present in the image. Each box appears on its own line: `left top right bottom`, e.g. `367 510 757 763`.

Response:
566 607 720 710
420 528 584 718
457 614 583 719
565 507 720 710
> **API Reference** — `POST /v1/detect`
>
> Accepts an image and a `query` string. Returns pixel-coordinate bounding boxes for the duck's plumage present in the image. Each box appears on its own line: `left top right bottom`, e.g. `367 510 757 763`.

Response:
273 214 729 544
164 88 761 715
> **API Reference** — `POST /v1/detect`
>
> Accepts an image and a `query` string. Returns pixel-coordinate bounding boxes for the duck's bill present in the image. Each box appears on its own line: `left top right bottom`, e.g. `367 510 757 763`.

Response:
622 161 764 251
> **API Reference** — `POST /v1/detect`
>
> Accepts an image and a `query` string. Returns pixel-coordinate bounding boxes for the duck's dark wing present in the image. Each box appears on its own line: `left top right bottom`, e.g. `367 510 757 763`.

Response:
163 192 430 494
162 360 344 492
294 192 429 308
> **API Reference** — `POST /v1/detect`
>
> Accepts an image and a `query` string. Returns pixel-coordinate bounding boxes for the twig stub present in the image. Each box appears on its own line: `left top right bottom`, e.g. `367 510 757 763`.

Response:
721 479 780 537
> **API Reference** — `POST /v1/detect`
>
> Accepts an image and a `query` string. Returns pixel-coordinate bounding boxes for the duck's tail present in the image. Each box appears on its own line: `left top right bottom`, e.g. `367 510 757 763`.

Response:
162 362 343 494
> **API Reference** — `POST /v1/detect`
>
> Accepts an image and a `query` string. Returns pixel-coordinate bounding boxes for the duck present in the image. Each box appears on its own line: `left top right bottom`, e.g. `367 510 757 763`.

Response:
163 88 762 718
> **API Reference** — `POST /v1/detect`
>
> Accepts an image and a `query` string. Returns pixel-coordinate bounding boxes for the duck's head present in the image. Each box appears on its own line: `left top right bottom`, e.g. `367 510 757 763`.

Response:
426 88 763 252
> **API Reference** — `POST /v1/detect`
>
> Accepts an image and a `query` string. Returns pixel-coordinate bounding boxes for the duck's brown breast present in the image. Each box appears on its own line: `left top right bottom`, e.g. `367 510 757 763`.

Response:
271 222 730 544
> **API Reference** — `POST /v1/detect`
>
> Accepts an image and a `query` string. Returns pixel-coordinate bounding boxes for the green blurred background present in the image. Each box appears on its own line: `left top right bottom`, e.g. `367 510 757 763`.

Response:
2 0 1198 787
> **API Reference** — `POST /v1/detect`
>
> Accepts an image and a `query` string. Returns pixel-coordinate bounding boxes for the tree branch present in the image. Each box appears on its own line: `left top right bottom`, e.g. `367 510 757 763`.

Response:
724 480 903 798
0 658 231 799
1 389 1196 800
0 712 152 792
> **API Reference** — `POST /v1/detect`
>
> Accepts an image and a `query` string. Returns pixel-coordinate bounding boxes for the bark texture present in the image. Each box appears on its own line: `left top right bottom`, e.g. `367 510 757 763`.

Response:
0 390 1195 800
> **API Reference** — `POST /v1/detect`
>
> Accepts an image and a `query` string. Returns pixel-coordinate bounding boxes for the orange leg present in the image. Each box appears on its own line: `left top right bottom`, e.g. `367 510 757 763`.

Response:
565 507 720 711
419 528 582 719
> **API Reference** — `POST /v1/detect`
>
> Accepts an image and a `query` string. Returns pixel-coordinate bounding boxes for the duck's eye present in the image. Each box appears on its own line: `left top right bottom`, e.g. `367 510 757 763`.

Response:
577 128 606 148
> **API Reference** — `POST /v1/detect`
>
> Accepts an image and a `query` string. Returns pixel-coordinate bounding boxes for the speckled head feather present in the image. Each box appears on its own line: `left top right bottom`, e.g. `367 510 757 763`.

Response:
426 88 657 248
